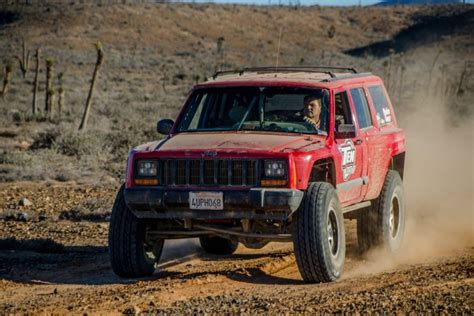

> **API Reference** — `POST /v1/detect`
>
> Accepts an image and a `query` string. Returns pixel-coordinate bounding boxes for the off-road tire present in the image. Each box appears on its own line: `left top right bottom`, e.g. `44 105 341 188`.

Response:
293 182 345 283
358 170 405 254
199 236 238 255
109 185 164 278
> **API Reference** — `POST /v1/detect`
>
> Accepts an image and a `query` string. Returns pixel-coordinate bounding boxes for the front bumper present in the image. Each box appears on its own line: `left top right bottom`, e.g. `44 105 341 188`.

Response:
124 187 304 220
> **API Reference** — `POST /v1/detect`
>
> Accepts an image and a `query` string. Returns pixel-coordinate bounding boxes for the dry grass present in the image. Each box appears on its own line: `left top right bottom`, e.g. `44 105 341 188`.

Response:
0 3 472 183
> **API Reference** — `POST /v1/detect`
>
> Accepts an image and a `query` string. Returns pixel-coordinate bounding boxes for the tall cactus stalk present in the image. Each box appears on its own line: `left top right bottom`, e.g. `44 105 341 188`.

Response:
1 64 13 97
57 72 64 118
58 87 65 118
427 49 442 97
32 48 40 115
215 36 225 72
45 57 54 114
79 42 104 131
456 62 469 96
16 39 30 79
397 64 405 105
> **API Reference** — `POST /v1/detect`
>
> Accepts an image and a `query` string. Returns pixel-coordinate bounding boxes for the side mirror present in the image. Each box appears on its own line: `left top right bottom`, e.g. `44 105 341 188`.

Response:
335 124 356 139
157 119 174 135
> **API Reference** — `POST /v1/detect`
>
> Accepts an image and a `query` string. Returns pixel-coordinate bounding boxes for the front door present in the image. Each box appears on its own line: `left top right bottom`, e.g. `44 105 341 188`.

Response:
333 89 366 205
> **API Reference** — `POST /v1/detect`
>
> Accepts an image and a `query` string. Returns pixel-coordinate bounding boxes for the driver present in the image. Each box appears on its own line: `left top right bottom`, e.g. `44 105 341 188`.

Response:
302 95 322 129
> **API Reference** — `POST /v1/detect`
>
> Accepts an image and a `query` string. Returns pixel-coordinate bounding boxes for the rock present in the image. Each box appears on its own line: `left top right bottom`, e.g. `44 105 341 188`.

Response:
122 306 140 315
16 212 29 222
19 198 33 206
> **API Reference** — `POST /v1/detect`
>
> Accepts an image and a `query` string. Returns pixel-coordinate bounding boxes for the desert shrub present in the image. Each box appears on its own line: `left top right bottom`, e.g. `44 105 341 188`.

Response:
30 128 60 150
105 124 157 162
59 205 110 222
52 130 104 157
0 150 35 167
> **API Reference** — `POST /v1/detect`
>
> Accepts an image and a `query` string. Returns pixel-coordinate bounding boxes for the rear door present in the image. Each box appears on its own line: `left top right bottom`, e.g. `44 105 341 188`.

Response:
347 86 374 200
333 89 366 205
363 84 398 200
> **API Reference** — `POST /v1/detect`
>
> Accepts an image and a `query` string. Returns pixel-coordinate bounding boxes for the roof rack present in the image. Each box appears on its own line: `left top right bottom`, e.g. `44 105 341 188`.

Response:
212 66 359 80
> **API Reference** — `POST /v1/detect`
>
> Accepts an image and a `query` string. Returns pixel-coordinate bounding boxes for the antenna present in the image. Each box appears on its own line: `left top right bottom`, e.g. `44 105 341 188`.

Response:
275 26 283 69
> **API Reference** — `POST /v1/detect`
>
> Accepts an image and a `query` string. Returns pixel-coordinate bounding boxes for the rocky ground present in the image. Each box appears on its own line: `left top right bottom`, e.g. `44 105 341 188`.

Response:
0 182 472 314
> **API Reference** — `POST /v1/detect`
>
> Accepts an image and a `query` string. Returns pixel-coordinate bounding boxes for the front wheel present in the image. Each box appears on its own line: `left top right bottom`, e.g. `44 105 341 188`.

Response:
293 182 346 283
108 185 164 278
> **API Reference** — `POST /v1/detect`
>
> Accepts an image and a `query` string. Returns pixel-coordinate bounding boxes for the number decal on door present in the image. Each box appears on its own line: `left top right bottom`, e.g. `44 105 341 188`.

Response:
338 139 356 181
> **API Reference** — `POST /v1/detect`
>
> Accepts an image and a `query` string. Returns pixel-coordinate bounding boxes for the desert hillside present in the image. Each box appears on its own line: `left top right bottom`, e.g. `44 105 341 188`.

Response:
0 3 472 182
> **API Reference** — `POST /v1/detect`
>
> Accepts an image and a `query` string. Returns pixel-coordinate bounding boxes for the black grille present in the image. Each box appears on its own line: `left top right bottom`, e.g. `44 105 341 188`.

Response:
161 159 259 186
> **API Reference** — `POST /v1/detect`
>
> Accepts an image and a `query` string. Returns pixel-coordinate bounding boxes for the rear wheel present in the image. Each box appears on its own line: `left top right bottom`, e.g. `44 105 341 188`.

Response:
199 236 238 255
293 182 345 283
108 185 164 278
358 170 405 254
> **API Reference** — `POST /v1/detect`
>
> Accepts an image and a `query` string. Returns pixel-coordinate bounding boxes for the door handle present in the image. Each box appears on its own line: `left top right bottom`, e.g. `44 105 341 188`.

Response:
354 139 363 145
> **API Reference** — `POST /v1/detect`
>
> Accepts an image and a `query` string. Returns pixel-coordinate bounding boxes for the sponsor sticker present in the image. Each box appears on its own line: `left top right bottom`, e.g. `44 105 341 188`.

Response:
338 139 356 181
382 107 392 123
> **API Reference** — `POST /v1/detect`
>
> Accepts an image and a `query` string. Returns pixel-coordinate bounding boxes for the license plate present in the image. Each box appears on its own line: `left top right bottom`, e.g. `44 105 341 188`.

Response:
189 192 224 210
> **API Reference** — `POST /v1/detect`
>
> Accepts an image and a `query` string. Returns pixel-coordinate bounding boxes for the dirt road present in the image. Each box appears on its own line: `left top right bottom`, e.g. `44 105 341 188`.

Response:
0 183 472 314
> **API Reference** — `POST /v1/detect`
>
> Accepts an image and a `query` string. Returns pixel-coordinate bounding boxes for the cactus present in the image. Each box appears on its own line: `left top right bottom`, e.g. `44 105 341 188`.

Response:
58 87 65 118
48 88 55 117
427 49 442 96
327 25 336 39
397 63 406 105
32 48 40 115
1 63 13 97
161 65 168 92
57 73 65 118
16 39 30 79
386 49 395 93
45 57 54 114
193 74 200 85
215 37 225 72
456 61 470 97
79 42 104 131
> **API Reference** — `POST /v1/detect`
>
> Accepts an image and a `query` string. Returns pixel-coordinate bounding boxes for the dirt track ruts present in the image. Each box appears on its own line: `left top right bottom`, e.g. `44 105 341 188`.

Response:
0 183 472 314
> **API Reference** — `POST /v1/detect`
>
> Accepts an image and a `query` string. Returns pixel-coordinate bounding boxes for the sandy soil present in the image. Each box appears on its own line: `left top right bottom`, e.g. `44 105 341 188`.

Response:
0 183 472 314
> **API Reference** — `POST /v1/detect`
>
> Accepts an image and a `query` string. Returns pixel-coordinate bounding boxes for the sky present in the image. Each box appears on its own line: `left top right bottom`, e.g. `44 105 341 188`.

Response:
190 0 473 5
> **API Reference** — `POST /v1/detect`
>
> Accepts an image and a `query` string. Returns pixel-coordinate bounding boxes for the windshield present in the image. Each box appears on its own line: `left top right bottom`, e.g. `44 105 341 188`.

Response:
177 87 329 134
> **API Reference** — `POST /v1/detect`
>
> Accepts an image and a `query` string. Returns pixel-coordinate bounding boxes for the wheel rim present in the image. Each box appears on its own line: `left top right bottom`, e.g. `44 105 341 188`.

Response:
327 207 339 256
389 194 400 239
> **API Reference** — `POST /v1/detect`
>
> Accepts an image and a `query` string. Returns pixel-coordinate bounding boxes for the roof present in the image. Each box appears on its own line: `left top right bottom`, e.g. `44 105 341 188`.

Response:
198 66 379 89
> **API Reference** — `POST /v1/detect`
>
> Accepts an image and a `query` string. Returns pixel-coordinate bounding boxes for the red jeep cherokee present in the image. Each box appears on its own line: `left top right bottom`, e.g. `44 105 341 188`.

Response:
109 66 406 283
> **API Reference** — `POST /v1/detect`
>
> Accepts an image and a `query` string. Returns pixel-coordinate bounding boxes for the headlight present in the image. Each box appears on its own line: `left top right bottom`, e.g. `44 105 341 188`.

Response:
263 160 287 178
136 160 158 177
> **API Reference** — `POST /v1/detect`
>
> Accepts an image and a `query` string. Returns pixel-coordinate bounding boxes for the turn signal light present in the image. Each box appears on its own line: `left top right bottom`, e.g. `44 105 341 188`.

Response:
261 179 287 187
134 178 159 186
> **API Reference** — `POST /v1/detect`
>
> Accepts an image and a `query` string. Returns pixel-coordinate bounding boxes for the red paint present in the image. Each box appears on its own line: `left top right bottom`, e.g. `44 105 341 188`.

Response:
126 73 405 208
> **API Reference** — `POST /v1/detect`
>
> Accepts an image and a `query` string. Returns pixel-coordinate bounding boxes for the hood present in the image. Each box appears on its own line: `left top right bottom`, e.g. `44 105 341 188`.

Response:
137 132 325 154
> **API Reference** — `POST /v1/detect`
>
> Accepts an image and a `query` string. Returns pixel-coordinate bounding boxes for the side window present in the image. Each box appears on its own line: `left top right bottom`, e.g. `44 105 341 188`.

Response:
334 91 353 129
368 85 392 126
350 88 373 129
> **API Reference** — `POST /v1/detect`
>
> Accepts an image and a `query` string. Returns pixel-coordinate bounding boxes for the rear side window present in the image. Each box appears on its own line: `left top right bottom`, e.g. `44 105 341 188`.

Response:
350 88 372 129
368 85 392 126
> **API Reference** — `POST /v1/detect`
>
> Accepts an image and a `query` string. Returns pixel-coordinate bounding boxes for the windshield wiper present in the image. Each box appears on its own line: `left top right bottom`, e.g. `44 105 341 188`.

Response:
235 97 258 131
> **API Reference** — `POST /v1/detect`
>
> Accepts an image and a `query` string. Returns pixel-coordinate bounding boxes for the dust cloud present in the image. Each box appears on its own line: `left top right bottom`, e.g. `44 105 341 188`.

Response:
401 93 473 260
348 91 473 277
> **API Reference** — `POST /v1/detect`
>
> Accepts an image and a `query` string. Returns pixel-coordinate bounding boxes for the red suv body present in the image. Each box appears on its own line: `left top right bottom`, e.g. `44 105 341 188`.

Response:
109 67 406 283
